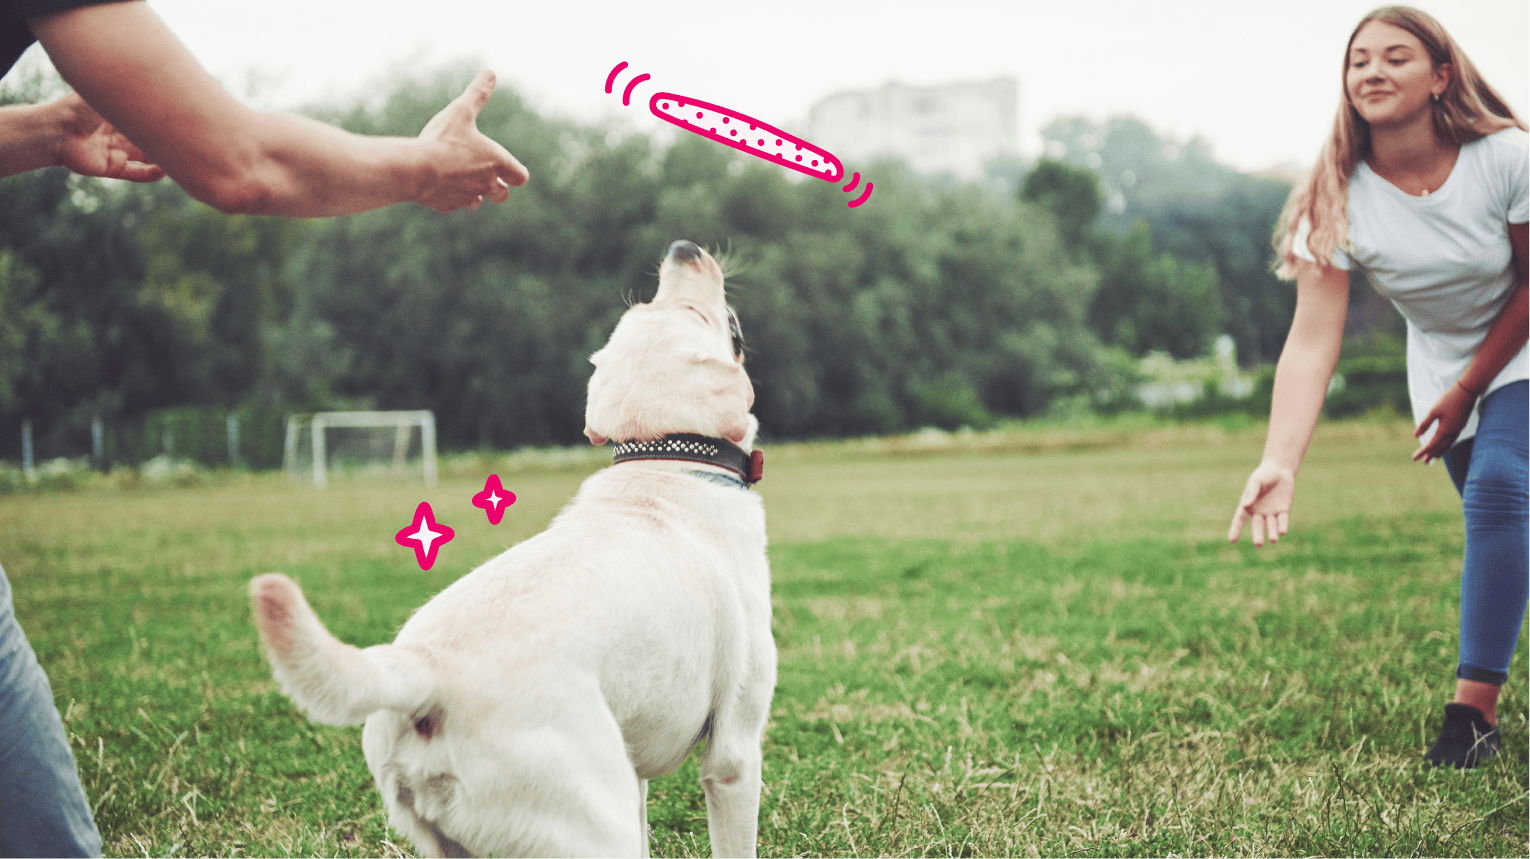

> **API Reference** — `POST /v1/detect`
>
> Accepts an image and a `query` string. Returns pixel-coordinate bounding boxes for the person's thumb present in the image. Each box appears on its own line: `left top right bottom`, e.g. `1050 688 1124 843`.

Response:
458 70 497 116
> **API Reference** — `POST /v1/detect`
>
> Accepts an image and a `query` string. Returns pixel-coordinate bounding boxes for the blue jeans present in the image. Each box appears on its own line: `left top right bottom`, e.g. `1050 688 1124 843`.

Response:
0 562 101 857
1442 380 1530 687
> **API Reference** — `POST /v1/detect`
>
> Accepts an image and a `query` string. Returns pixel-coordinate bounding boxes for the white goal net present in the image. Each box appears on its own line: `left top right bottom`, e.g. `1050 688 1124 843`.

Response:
283 410 438 487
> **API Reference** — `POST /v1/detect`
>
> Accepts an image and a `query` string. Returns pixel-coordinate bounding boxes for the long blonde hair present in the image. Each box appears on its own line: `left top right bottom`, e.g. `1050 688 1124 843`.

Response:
1273 5 1525 278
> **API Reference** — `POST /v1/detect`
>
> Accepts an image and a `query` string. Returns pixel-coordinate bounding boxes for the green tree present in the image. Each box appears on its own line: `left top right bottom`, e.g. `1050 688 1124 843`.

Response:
1042 115 1296 364
0 167 158 457
1018 155 1222 360
1089 223 1222 359
133 194 306 407
0 249 46 408
1019 158 1101 254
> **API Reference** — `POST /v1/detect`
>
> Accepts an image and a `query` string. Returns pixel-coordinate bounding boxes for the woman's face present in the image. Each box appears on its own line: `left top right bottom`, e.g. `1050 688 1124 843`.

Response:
1345 21 1450 130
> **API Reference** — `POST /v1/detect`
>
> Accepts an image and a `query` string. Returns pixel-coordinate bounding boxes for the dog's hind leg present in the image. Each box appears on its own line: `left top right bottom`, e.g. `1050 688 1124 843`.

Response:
637 777 650 858
700 630 775 857
700 741 758 851
699 733 762 858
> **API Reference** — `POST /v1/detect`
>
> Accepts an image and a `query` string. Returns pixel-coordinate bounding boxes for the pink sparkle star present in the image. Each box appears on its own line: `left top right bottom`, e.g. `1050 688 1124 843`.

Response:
471 474 517 525
395 502 455 570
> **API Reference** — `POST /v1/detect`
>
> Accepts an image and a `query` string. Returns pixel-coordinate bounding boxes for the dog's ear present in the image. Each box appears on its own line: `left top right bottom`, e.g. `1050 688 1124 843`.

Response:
585 346 612 444
689 353 754 444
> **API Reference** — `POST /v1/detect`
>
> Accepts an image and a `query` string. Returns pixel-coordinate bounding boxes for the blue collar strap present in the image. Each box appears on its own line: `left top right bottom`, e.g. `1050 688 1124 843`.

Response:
611 433 763 487
686 469 749 488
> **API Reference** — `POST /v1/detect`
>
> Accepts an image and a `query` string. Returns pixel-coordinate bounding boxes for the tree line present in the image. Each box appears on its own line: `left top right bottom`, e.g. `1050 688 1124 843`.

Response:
1 66 1311 465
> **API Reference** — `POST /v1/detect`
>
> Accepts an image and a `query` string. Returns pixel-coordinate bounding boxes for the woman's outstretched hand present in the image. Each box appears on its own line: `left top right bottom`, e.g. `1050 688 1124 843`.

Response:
1228 461 1296 546
414 70 529 213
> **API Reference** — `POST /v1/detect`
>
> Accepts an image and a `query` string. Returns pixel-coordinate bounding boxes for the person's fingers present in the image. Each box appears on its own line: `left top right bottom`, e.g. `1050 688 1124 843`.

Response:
1414 435 1452 463
116 135 150 163
440 193 486 214
485 175 511 204
1276 510 1289 538
1229 474 1266 543
117 161 165 182
1237 476 1262 510
1414 422 1456 462
1263 513 1281 544
1251 514 1266 548
1413 406 1446 461
1414 410 1437 439
457 70 496 117
111 134 163 181
497 151 529 187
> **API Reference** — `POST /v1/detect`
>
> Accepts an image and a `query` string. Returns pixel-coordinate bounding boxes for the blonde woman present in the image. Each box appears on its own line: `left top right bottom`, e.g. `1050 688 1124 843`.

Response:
1229 5 1526 769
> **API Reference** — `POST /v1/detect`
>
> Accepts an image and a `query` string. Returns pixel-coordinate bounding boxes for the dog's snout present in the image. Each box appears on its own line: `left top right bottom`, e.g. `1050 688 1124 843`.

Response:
667 240 702 264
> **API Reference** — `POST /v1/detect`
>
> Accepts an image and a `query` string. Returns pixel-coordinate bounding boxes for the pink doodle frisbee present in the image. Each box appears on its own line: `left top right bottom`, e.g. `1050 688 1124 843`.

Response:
649 92 846 184
606 61 872 207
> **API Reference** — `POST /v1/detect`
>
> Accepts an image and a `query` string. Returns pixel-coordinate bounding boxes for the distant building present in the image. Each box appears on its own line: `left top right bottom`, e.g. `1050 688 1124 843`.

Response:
808 77 1019 181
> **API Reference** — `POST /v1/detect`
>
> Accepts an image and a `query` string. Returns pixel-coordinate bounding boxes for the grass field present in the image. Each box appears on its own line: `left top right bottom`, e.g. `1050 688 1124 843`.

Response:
1 417 1524 857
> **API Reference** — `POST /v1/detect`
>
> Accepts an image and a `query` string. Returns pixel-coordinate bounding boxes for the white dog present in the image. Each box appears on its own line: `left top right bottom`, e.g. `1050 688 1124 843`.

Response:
250 241 775 858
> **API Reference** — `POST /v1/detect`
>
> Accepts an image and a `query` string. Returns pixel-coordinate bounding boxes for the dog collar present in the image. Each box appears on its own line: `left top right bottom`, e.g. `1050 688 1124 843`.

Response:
611 433 763 487
686 469 749 489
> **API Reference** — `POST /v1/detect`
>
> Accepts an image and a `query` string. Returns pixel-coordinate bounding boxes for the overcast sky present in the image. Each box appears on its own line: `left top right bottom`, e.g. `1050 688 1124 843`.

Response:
21 0 1530 173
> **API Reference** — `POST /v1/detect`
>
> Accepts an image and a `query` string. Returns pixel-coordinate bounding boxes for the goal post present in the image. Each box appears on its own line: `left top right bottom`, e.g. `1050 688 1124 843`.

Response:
284 410 438 487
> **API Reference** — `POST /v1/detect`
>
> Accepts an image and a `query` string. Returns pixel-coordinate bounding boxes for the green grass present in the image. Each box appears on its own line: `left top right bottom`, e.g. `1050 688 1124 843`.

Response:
1 418 1524 857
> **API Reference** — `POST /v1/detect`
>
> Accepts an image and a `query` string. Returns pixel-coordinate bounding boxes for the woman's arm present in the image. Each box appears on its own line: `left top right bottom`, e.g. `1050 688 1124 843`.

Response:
29 1 527 216
1412 221 1529 463
1229 259 1350 546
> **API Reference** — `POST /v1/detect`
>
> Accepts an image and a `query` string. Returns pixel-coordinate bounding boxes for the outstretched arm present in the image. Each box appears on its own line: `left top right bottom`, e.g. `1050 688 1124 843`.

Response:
1229 260 1350 546
28 0 527 216
1411 221 1529 463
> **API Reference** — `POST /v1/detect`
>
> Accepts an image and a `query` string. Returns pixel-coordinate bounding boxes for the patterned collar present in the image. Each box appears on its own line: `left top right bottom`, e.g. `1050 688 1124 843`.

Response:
610 433 763 487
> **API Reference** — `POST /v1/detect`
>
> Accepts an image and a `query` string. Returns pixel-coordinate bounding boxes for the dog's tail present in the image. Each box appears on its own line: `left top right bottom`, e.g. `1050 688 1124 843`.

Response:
250 573 436 725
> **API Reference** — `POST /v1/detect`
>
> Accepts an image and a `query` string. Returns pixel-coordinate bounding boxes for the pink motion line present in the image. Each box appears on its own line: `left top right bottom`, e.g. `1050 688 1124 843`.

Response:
604 61 628 94
841 171 874 207
622 74 650 107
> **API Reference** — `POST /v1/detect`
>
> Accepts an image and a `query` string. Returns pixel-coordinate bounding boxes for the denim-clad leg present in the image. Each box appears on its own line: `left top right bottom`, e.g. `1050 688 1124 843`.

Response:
1442 380 1530 686
0 562 102 858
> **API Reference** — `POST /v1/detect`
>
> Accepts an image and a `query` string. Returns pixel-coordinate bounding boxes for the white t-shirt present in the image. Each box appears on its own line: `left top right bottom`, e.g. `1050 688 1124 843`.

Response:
1295 127 1529 443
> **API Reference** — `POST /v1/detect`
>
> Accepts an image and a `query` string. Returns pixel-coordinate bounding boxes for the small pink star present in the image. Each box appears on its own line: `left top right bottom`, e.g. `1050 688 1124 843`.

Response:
471 474 516 525
395 502 455 570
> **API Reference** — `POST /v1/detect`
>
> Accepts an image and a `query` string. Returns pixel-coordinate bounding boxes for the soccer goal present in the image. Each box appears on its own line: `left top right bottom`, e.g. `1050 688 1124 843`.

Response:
283 410 438 487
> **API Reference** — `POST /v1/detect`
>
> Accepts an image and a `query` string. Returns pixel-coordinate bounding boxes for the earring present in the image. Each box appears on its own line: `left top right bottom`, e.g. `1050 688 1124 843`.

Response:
1432 92 1440 102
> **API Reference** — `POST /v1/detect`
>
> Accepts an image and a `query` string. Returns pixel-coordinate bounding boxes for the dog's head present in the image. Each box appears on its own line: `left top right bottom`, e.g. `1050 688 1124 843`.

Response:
584 240 755 447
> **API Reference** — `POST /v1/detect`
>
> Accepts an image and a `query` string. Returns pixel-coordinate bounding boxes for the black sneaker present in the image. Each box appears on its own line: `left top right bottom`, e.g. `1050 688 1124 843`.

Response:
1423 703 1501 769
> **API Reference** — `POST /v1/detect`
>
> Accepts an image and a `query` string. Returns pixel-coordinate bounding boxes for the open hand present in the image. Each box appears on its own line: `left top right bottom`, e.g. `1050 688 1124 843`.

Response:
415 70 529 213
1413 382 1474 464
54 91 164 182
1228 461 1296 547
